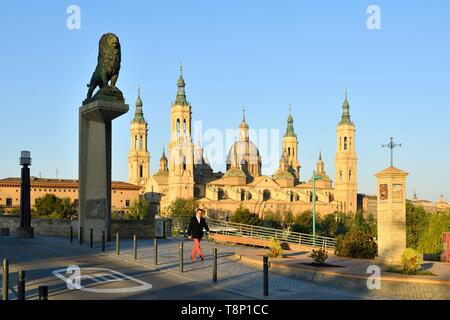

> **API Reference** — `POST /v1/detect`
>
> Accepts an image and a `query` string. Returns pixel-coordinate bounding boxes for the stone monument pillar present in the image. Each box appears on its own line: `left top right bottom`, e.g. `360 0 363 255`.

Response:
375 166 408 266
79 100 128 242
78 33 128 242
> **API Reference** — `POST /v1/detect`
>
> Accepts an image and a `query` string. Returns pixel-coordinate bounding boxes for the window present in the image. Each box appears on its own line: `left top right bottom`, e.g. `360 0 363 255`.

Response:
349 170 352 181
339 170 343 181
344 137 348 150
263 190 271 201
6 198 12 206
241 190 246 201
176 119 180 134
139 165 143 178
139 136 143 150
183 119 187 134
134 135 138 149
288 147 291 156
125 200 130 207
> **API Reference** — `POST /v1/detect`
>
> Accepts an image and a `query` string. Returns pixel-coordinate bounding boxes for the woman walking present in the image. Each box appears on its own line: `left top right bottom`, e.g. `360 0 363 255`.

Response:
187 208 210 261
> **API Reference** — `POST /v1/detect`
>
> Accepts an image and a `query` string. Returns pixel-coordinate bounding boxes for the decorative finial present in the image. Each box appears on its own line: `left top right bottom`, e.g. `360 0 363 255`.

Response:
180 63 183 75
242 106 246 122
289 104 292 115
319 150 322 161
138 84 141 98
345 88 348 100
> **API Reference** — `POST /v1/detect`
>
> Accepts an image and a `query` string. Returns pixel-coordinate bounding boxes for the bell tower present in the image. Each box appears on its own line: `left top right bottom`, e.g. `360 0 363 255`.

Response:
168 65 195 200
334 91 357 213
128 86 150 187
282 106 300 182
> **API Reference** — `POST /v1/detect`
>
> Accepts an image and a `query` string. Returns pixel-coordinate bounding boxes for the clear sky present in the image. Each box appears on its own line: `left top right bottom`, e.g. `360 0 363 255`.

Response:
0 1 449 202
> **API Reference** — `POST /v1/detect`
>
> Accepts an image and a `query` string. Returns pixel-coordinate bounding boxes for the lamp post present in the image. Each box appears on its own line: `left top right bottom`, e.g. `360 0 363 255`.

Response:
311 170 322 246
17 151 34 238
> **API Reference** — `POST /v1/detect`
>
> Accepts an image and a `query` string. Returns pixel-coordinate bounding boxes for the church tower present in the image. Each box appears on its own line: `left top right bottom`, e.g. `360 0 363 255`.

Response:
282 106 300 182
334 91 357 213
128 87 150 187
168 65 195 200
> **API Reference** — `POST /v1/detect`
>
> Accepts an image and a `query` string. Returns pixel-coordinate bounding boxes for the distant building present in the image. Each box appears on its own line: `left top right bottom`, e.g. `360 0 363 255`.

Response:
0 177 140 213
357 194 377 218
409 191 449 213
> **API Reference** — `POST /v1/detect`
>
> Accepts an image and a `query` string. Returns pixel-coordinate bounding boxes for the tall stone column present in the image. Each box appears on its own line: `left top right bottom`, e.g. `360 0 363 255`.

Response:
375 166 408 266
16 151 34 238
79 100 128 242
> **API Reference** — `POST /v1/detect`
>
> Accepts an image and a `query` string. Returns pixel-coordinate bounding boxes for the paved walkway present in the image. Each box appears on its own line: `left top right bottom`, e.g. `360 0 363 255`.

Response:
100 236 397 299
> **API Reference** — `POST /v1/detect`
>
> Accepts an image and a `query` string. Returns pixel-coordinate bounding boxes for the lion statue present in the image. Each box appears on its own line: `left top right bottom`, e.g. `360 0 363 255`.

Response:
85 33 123 103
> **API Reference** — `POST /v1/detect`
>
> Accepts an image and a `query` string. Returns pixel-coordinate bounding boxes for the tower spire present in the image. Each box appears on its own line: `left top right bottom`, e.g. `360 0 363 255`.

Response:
285 105 296 137
133 84 145 123
174 64 188 105
339 89 353 125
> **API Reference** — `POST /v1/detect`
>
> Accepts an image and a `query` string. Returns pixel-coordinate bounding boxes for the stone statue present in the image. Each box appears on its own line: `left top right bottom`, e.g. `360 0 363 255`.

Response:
84 33 124 104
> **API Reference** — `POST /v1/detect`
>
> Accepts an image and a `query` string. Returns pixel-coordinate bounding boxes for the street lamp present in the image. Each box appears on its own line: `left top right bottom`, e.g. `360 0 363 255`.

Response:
17 151 34 238
311 170 322 246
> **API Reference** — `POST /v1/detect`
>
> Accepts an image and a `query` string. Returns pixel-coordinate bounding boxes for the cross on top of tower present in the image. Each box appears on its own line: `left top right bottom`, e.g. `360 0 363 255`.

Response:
382 137 402 167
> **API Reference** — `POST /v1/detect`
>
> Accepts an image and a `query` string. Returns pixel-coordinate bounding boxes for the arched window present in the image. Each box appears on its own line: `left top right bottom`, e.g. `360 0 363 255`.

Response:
339 170 343 181
263 190 271 201
218 188 225 200
344 137 348 150
139 165 143 178
247 192 252 201
241 190 246 201
139 135 143 150
349 170 352 181
183 119 187 134
182 156 187 171
288 147 291 156
176 119 180 134
134 135 138 149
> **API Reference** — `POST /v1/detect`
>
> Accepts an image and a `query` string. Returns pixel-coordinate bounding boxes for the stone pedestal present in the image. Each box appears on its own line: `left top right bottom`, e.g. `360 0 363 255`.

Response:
375 166 408 266
79 100 128 242
16 227 34 238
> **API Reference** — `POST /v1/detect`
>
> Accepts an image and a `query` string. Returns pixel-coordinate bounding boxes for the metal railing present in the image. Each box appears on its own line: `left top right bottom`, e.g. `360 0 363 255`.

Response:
169 216 336 249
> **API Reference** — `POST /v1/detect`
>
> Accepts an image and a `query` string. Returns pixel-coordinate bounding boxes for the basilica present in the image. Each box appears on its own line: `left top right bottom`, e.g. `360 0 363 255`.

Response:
128 67 358 218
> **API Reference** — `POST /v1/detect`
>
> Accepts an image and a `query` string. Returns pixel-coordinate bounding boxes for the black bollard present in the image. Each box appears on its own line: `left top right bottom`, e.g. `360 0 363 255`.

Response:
70 226 73 243
17 270 25 300
116 233 120 255
79 227 83 245
133 234 137 260
90 228 93 248
154 238 158 265
2 259 9 301
213 248 218 282
38 286 48 300
102 231 105 252
179 242 184 273
263 256 269 296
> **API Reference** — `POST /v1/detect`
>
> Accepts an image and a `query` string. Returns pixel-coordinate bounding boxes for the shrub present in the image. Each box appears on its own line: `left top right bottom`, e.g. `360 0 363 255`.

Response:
267 238 283 258
33 194 76 219
166 198 197 218
127 197 150 221
401 248 423 274
310 248 328 265
335 229 377 259
231 205 261 226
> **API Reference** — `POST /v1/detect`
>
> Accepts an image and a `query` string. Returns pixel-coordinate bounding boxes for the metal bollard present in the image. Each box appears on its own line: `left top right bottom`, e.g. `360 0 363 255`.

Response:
179 242 184 273
263 256 269 296
213 248 218 282
70 226 73 243
90 228 93 248
17 270 25 300
116 233 120 255
79 227 83 245
102 231 105 252
153 238 158 265
38 286 48 300
2 259 9 301
133 234 137 260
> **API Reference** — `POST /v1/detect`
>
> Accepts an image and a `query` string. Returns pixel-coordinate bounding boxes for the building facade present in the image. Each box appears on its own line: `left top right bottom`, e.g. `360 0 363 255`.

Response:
142 68 361 218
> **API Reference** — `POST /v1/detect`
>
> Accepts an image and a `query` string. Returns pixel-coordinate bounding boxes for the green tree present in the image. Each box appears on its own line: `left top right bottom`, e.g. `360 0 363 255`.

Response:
34 194 76 219
231 205 261 226
262 210 281 229
127 197 150 221
319 213 347 237
292 211 320 234
417 213 450 255
406 201 429 249
166 198 197 218
335 229 378 259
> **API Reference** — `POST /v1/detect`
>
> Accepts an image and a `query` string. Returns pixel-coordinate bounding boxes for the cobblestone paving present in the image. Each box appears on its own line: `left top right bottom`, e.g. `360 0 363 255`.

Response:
102 237 396 300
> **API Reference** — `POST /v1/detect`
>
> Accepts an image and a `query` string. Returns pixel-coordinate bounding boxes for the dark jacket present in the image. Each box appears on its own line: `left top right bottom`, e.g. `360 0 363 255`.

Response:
187 216 209 240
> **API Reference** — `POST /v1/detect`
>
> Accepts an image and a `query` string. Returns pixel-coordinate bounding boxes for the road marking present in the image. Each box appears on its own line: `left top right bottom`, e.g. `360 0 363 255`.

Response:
52 267 152 294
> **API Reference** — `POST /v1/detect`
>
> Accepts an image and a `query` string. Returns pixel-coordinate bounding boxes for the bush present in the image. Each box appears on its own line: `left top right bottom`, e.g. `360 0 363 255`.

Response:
267 238 283 258
127 197 150 221
401 248 423 274
231 205 261 226
310 248 328 265
335 229 377 259
166 198 197 218
33 194 76 219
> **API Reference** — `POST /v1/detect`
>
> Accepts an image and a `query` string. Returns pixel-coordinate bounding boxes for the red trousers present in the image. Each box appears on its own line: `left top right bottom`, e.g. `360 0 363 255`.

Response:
191 238 203 259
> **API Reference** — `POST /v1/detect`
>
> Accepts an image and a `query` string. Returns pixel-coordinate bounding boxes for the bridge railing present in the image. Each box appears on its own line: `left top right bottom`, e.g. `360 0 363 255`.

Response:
169 216 336 249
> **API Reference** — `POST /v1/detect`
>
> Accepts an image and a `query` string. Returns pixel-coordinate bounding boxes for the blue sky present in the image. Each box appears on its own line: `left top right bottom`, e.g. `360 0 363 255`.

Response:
0 0 449 201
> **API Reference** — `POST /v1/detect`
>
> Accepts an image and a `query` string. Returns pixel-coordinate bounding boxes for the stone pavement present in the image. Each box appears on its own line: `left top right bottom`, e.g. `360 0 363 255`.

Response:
100 236 399 300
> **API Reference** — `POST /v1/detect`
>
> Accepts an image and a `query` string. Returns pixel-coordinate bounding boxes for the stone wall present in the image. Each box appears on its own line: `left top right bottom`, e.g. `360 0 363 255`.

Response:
0 215 155 239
